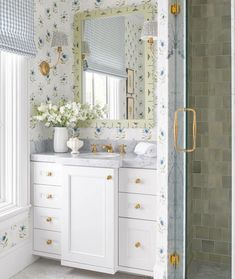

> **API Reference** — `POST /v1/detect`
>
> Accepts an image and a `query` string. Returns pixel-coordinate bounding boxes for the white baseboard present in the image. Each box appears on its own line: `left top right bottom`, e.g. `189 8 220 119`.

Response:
0 240 37 279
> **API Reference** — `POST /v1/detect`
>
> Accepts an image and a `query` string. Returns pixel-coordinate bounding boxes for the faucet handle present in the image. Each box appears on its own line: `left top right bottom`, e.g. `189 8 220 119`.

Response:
119 144 127 154
91 144 98 153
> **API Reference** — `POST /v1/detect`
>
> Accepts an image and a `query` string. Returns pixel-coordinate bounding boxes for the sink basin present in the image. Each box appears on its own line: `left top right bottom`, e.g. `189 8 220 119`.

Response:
78 152 120 159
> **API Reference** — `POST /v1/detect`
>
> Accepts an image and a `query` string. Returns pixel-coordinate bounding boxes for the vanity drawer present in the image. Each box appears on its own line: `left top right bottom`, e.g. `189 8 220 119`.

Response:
34 184 61 209
34 229 61 255
119 218 156 271
34 207 61 232
119 168 157 195
119 193 157 221
32 162 61 186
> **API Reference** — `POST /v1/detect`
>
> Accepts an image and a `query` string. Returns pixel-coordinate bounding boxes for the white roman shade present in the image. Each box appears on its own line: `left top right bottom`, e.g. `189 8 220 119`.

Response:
84 17 126 77
0 0 36 57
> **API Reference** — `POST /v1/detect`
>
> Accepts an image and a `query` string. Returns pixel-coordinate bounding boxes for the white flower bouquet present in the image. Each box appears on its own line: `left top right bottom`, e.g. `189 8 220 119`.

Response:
32 100 107 128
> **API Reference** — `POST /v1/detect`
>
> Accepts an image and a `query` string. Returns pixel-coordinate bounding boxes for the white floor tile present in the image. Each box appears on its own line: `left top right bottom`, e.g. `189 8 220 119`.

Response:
12 259 149 279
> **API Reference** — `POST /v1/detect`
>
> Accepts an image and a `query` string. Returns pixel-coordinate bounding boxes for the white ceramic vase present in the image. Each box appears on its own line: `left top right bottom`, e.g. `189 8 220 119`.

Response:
53 127 68 153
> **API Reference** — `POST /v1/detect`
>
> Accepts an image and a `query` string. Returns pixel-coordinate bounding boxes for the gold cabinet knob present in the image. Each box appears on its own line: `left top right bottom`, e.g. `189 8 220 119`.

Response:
106 175 112 180
135 203 141 209
135 178 141 184
46 194 53 199
135 242 141 248
46 217 52 222
46 172 53 177
46 239 52 245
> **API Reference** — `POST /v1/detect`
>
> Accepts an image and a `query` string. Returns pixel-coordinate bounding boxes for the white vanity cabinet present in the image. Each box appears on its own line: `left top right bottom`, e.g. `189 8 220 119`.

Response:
61 166 118 274
31 158 157 277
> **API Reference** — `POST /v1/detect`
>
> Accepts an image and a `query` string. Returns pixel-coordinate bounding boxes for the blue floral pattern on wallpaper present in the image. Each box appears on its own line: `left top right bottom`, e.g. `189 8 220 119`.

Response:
29 0 160 142
0 220 29 254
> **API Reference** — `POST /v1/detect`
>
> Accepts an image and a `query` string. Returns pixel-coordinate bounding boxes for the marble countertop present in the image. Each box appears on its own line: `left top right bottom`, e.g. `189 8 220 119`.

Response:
31 152 157 170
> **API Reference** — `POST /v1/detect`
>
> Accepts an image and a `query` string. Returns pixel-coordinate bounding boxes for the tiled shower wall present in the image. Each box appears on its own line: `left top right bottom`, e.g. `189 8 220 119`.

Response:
188 0 231 265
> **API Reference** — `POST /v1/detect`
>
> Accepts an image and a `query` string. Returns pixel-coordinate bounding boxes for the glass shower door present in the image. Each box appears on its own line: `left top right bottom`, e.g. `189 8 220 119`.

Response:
169 0 188 278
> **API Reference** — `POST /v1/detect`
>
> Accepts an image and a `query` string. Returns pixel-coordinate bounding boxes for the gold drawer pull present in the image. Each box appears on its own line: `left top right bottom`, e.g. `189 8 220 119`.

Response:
135 203 141 209
135 178 141 184
46 194 53 199
106 175 112 180
46 217 52 222
46 239 52 245
46 172 53 177
135 242 141 248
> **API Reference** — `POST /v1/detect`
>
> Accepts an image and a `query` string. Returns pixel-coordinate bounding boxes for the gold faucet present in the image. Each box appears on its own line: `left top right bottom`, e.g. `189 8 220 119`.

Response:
119 144 126 155
91 144 98 153
103 144 113 153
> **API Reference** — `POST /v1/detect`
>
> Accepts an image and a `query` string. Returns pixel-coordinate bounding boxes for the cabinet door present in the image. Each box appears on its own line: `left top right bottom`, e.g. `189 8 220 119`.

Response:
62 166 117 271
119 218 156 271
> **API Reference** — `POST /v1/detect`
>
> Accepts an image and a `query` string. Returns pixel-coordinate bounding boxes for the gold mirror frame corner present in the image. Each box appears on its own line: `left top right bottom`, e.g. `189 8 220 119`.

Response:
74 4 156 129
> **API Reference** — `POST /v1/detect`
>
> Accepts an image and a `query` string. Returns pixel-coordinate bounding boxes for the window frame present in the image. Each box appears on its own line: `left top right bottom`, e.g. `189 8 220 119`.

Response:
0 51 30 217
83 70 126 120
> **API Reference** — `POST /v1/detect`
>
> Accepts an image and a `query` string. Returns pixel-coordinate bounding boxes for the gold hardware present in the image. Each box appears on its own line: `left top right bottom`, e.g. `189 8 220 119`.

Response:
135 242 141 248
102 144 113 153
171 4 180 15
106 175 112 180
135 178 141 184
39 46 63 76
174 108 197 153
46 172 53 177
119 144 126 155
46 194 53 199
91 144 98 153
46 217 52 222
135 203 141 209
46 239 52 245
170 252 180 268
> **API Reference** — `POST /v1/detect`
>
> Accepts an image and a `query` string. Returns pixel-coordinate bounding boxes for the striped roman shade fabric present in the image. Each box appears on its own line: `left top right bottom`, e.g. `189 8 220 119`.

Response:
0 0 36 57
84 16 126 78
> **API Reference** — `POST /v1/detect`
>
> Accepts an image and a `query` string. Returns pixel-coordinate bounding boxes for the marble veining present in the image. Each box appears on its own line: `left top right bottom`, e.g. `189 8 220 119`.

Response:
31 152 157 170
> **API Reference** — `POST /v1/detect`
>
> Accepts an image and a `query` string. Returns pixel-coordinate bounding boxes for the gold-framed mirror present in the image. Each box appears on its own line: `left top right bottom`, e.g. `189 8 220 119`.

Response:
74 4 155 128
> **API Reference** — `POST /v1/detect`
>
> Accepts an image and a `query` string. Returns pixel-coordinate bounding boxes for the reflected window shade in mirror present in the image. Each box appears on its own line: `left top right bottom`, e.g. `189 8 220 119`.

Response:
0 0 36 57
84 17 126 77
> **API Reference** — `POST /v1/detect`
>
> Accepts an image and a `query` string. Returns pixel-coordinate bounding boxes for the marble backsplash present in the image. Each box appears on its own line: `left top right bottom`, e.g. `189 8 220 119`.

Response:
30 138 157 155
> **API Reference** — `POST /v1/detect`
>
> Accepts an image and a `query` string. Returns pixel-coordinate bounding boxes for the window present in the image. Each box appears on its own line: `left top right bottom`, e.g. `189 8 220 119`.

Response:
0 51 29 213
84 71 126 120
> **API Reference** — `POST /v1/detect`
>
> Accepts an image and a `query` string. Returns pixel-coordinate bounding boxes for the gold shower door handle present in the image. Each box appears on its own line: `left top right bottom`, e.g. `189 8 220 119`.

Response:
174 108 197 153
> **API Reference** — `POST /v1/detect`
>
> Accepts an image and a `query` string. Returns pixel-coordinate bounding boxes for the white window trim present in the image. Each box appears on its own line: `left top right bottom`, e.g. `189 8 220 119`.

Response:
0 52 30 220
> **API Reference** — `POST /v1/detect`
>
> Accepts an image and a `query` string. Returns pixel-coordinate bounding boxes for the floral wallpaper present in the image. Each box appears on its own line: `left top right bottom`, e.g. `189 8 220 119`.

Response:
125 17 145 119
29 0 171 279
0 219 29 254
29 0 157 143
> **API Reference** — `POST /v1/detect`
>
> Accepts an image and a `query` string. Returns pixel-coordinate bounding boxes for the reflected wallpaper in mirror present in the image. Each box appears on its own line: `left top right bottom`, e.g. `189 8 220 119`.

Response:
82 13 145 120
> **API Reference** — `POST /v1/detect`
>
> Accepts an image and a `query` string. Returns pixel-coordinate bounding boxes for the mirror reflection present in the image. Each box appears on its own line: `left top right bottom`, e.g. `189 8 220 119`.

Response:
82 13 145 120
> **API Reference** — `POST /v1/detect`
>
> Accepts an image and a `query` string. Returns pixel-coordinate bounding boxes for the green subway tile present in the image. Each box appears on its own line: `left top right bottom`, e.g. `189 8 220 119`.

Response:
202 240 214 253
214 241 229 255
